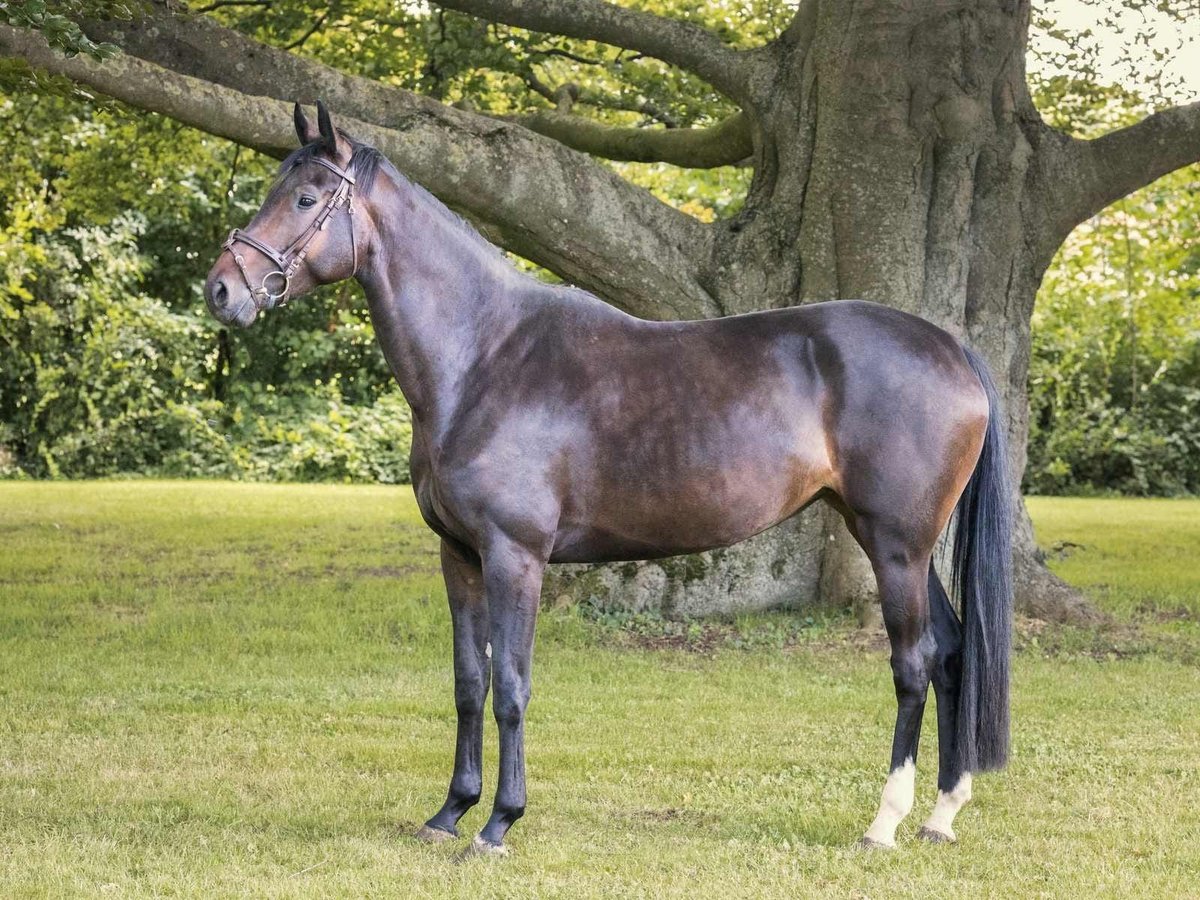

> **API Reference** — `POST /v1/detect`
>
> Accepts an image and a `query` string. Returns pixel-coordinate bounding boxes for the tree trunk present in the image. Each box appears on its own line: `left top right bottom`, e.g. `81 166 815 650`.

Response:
549 0 1095 623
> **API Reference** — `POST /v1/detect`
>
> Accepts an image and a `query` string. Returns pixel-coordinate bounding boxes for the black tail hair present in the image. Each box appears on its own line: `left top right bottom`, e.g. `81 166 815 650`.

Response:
952 345 1013 773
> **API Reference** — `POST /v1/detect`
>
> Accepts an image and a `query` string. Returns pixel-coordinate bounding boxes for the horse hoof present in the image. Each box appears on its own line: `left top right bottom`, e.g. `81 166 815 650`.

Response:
457 836 509 862
856 836 895 851
917 826 955 844
414 824 457 844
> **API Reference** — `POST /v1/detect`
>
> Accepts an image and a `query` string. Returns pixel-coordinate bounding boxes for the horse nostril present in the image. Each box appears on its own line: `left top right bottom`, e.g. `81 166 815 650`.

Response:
211 279 229 309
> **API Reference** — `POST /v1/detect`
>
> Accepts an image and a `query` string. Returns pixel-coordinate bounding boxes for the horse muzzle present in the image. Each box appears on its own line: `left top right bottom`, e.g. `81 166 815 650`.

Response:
204 268 260 328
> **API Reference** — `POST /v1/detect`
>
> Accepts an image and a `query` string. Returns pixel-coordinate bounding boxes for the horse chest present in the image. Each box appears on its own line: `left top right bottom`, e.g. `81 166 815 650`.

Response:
408 427 478 548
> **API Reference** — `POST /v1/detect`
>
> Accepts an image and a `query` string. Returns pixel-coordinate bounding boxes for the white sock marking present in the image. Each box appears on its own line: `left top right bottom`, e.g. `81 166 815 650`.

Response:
863 758 915 847
921 773 973 840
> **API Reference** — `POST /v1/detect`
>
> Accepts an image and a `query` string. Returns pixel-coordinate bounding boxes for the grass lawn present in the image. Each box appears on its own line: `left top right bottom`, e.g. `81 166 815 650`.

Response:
1 482 1198 898
1027 496 1200 620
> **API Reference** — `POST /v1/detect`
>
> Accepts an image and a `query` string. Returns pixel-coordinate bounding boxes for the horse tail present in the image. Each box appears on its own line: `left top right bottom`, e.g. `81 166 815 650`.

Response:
952 344 1013 773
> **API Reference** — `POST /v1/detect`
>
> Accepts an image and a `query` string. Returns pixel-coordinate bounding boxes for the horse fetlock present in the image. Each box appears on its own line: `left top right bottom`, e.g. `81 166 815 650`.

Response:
495 801 526 825
921 773 972 840
447 785 482 809
863 758 916 846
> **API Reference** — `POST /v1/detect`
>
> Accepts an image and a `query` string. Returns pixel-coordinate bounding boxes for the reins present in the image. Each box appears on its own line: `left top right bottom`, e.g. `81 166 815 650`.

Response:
221 155 358 310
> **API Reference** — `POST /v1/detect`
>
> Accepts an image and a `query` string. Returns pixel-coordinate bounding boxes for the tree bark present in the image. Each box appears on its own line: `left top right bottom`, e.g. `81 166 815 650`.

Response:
552 0 1106 623
6 0 1198 623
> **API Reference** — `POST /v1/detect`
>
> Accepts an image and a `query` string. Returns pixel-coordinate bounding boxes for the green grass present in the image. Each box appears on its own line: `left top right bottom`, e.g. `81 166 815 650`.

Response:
1029 496 1200 619
1 483 1198 897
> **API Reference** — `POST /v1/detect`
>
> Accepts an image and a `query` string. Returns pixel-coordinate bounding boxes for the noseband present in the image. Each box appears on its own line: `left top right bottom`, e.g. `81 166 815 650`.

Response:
221 155 358 310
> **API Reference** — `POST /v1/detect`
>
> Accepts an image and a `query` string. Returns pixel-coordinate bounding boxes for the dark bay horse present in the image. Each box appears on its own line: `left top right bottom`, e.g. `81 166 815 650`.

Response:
205 102 1012 857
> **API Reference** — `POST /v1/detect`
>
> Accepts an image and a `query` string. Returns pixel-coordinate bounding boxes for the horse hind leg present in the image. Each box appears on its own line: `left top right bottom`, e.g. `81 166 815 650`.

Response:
917 564 972 843
853 519 936 850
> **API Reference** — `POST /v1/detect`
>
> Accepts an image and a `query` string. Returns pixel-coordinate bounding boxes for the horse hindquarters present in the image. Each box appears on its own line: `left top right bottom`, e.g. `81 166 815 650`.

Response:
836 342 1011 848
910 345 1013 842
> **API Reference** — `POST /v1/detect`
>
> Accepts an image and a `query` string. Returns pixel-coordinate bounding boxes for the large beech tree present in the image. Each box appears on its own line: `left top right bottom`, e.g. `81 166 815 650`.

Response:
3 0 1198 623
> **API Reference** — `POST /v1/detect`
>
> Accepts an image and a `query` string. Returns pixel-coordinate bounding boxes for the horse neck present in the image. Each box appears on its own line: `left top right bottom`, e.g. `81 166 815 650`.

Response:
355 171 523 431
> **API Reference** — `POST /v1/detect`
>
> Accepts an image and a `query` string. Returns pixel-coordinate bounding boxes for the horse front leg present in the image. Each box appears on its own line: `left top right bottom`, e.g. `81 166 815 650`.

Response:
416 540 490 843
462 535 546 858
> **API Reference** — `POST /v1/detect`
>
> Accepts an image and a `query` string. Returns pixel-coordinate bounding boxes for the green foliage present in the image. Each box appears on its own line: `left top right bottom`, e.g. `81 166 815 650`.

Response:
1025 14 1200 496
1026 92 1200 496
1 211 206 477
1029 0 1199 112
222 384 413 484
0 91 407 483
1 0 136 59
0 203 412 482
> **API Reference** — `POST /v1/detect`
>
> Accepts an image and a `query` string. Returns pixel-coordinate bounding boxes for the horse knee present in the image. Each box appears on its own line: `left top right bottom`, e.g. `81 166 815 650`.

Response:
492 685 530 726
890 648 930 703
454 676 488 717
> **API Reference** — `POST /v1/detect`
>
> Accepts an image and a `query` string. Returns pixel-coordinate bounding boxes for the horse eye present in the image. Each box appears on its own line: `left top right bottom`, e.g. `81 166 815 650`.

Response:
298 195 317 209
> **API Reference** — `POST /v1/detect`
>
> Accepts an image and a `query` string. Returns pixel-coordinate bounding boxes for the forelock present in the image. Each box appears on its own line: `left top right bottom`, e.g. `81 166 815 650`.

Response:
277 134 383 194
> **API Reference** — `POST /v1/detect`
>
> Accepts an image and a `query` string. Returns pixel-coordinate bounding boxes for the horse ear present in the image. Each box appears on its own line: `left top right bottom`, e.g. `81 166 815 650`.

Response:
293 102 318 145
316 99 337 151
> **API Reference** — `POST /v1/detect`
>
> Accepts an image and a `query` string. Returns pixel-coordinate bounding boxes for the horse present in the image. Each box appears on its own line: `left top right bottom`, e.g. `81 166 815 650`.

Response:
204 101 1012 858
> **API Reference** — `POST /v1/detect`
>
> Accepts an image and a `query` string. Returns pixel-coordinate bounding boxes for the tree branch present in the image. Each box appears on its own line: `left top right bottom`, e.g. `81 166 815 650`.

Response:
0 20 720 321
509 109 752 168
531 45 604 66
433 0 756 104
775 0 818 56
595 93 679 128
509 58 683 127
283 8 331 51
86 7 750 166
194 0 271 12
1040 100 1200 248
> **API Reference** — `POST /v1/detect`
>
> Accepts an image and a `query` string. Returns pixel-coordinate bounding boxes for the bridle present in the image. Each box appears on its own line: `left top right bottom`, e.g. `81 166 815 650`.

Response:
221 155 358 311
